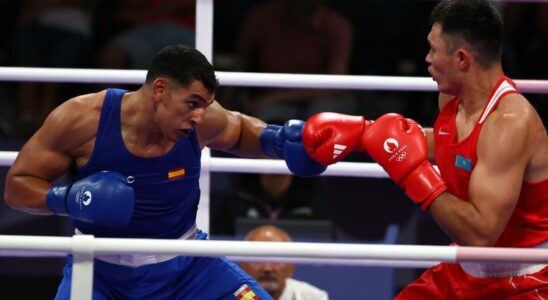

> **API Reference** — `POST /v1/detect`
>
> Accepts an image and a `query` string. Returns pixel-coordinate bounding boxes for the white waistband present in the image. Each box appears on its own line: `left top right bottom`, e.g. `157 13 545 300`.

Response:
75 224 198 268
460 242 548 278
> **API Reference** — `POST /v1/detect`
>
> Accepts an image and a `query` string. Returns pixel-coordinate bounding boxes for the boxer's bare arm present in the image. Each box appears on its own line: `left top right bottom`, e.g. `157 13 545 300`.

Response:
428 95 536 246
4 93 102 214
425 128 435 162
196 101 267 157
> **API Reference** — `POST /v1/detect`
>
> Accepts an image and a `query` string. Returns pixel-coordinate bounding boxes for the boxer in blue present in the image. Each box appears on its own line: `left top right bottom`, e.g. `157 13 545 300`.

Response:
4 44 326 299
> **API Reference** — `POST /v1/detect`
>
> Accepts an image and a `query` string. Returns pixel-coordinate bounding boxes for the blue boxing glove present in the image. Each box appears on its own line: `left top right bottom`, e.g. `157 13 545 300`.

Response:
260 120 327 177
46 171 135 228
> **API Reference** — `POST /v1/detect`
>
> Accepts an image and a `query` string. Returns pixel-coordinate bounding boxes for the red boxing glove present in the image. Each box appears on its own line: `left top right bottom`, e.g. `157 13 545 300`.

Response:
303 112 372 165
361 113 447 210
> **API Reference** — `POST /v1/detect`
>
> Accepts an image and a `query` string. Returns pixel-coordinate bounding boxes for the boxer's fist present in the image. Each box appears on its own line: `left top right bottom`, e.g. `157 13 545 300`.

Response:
47 171 135 227
303 112 372 165
260 120 326 177
361 113 447 210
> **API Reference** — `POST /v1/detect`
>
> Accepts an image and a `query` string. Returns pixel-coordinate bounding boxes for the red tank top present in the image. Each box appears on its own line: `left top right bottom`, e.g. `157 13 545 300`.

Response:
433 76 548 247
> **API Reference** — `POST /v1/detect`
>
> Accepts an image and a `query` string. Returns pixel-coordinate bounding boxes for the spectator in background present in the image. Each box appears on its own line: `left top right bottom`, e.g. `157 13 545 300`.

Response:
98 0 195 70
241 225 329 300
13 0 96 137
234 0 356 121
211 171 326 236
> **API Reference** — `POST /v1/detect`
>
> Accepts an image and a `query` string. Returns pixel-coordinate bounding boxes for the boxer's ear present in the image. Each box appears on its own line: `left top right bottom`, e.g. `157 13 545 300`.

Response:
456 48 471 71
151 77 169 103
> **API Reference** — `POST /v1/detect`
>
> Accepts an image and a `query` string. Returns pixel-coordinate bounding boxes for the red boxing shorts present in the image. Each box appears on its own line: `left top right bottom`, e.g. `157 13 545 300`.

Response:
395 263 548 299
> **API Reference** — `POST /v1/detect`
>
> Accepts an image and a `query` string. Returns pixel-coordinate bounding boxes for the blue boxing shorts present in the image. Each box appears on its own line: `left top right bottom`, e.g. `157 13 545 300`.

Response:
53 231 271 300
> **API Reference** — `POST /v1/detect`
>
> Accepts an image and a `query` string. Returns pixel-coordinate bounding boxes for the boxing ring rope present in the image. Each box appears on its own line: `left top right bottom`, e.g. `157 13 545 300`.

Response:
1 67 548 93
2 235 548 265
0 151 389 178
1 1 548 299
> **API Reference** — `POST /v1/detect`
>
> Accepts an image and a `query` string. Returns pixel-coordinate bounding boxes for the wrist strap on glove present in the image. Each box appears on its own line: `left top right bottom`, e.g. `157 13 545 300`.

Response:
46 183 71 215
260 124 283 158
402 164 447 210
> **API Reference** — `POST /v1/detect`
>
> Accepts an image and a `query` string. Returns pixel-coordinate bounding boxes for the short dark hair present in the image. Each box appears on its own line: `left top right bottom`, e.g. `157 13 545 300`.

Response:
429 0 502 68
145 44 219 93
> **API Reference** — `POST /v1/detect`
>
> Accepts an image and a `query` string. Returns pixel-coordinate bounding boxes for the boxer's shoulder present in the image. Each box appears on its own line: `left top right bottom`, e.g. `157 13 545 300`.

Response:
71 90 107 113
38 92 104 156
483 93 535 134
477 94 538 165
51 91 104 122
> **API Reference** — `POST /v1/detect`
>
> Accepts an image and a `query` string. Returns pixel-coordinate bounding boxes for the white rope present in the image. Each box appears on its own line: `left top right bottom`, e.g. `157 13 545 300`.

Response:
0 150 388 177
0 151 16 166
203 157 388 177
0 235 547 265
0 67 546 93
0 249 437 268
0 67 145 84
227 256 439 268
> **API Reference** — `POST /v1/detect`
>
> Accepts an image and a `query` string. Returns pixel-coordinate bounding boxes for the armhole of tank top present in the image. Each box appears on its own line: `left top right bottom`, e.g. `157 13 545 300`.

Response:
478 89 519 125
496 90 520 109
470 89 519 164
78 88 117 170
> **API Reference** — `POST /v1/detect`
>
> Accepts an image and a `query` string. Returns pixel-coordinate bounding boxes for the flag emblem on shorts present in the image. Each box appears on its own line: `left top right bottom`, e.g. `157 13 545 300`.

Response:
455 155 472 172
234 284 258 300
167 168 185 180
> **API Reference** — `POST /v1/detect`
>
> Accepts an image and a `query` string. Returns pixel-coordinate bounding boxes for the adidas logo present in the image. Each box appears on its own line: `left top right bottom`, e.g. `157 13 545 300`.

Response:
333 144 347 159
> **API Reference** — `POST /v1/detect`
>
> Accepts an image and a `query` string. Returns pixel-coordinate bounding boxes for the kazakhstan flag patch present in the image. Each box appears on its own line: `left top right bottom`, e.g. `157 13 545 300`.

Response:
455 155 472 171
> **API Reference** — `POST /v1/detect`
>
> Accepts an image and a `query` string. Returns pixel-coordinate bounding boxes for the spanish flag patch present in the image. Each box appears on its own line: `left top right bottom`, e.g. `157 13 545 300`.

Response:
168 168 185 180
234 284 258 300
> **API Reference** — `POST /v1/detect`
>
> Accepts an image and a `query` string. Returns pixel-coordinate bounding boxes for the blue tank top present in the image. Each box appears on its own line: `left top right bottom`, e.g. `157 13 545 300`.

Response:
73 88 201 238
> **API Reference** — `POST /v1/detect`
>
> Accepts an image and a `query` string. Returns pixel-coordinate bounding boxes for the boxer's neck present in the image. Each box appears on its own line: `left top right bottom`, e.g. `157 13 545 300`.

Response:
458 65 504 117
120 88 174 157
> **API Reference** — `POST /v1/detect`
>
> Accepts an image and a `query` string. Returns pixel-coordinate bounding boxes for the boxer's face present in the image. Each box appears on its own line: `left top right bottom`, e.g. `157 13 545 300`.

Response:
426 24 459 94
153 79 214 141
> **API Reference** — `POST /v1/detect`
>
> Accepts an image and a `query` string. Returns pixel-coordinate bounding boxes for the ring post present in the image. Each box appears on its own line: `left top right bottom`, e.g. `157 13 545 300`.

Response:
71 235 95 300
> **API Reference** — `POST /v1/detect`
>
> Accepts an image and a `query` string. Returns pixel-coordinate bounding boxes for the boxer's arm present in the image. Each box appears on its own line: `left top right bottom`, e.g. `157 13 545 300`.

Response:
425 128 435 162
197 100 266 157
4 96 99 214
198 101 325 176
428 107 530 246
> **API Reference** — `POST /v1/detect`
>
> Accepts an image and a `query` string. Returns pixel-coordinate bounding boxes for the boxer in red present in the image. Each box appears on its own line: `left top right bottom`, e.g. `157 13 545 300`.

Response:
303 0 548 298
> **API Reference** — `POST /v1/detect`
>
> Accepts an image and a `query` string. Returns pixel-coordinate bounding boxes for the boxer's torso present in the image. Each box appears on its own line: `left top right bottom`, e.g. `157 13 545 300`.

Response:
72 88 201 238
434 76 548 247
